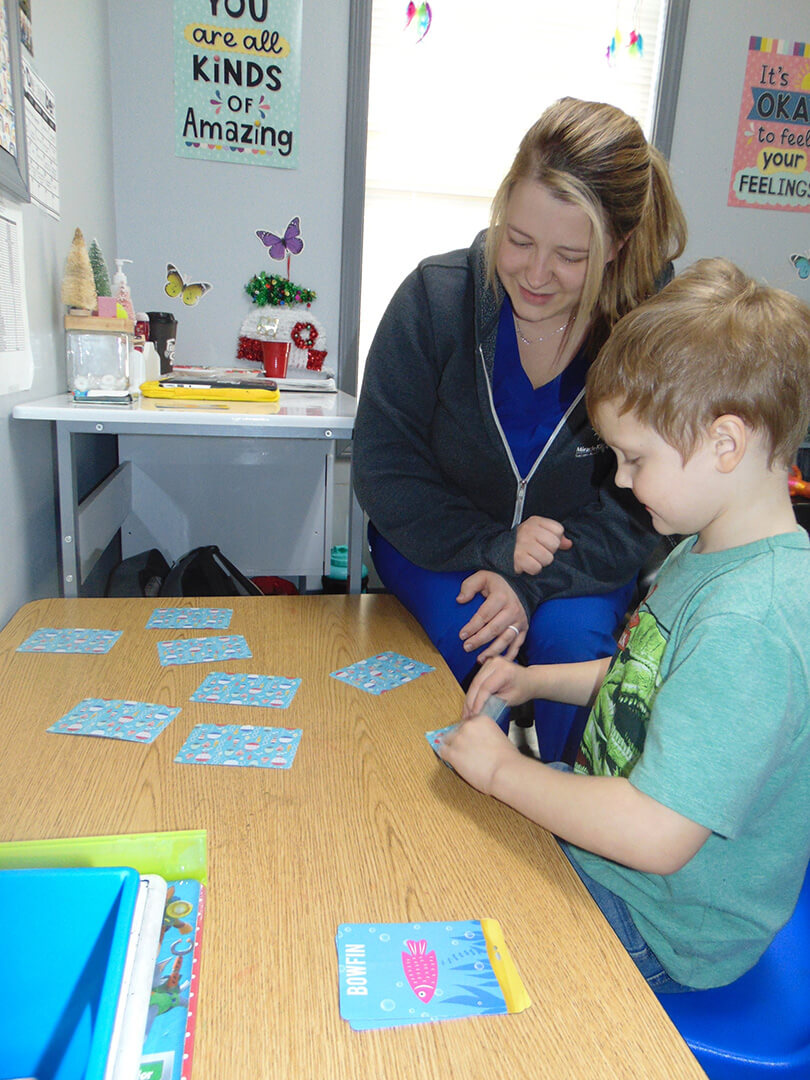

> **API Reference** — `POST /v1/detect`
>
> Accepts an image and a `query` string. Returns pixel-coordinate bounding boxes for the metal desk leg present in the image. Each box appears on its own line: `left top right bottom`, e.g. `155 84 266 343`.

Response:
346 479 365 595
55 424 80 597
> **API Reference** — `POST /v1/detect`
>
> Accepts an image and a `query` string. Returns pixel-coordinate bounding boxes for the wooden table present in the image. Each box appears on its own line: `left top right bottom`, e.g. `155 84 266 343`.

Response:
0 596 705 1079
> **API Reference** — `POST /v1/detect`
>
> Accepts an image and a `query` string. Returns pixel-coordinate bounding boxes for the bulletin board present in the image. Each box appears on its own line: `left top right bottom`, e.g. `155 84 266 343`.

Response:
0 0 28 201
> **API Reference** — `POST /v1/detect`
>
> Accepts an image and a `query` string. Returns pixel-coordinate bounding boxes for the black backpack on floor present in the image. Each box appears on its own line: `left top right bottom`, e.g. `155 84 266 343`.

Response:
106 545 262 597
160 545 262 596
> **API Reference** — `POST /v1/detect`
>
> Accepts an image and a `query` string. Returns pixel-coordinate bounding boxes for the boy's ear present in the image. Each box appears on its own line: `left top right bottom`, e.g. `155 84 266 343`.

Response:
709 414 747 473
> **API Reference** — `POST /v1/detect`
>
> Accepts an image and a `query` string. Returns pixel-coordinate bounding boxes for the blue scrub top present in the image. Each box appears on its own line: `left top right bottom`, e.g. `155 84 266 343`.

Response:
493 299 589 478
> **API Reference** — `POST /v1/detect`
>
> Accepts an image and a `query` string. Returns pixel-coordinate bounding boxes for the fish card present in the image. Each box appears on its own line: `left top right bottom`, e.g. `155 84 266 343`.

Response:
190 672 300 709
175 724 302 768
17 627 122 654
48 698 181 743
157 634 251 666
146 608 233 630
335 919 530 1030
330 652 434 695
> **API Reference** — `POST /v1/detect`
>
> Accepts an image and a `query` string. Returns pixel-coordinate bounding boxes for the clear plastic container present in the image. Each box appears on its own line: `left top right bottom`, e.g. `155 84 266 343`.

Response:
65 316 132 392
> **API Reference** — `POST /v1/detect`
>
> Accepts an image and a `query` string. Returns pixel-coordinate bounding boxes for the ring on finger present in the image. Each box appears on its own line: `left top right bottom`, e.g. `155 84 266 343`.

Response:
506 624 521 638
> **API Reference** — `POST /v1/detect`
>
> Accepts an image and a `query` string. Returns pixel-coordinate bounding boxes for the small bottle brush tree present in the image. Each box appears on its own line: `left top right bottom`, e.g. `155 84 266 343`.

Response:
61 227 97 313
88 238 112 298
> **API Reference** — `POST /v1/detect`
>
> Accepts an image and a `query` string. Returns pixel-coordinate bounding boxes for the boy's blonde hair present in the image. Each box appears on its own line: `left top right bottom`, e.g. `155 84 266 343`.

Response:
586 258 810 467
485 97 686 352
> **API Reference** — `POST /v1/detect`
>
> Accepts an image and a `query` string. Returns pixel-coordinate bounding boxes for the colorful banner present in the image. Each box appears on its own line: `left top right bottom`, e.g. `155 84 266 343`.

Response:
174 0 302 170
728 36 810 213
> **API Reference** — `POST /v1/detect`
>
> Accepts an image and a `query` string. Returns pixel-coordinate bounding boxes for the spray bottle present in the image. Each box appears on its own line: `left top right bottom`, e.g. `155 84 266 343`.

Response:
112 259 135 321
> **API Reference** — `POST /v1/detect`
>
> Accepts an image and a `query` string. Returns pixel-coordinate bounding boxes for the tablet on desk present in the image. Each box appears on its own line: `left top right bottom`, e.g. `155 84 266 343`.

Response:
141 379 280 403
158 372 277 390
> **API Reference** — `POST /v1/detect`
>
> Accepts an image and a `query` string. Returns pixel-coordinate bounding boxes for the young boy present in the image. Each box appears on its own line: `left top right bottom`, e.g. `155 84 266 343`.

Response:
439 258 810 992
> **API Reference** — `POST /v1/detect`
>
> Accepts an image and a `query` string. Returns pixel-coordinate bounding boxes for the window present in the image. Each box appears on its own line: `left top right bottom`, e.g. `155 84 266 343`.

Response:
339 0 689 391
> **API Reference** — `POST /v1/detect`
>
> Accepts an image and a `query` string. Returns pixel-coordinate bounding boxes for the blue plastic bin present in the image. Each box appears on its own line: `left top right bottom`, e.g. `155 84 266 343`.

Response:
0 865 140 1080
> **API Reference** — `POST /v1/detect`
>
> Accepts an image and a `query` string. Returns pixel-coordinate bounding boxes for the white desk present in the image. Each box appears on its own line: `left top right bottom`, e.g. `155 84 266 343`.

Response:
13 391 365 596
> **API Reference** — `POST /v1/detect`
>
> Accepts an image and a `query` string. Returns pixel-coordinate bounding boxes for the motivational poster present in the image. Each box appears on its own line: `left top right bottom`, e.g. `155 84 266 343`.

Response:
728 36 810 213
174 0 302 169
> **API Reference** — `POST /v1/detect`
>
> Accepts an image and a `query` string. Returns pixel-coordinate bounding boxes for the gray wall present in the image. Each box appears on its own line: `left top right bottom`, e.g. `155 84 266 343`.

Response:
107 0 350 370
669 0 810 302
0 0 117 628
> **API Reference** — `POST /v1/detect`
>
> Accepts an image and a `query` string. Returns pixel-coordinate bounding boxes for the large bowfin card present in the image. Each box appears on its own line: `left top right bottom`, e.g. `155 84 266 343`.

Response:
336 919 530 1030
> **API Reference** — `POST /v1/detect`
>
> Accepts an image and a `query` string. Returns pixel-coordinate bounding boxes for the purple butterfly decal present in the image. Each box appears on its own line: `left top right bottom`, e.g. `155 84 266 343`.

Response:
256 217 304 261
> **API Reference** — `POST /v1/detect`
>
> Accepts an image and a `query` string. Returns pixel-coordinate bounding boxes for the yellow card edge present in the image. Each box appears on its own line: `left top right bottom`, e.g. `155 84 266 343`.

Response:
481 917 531 1013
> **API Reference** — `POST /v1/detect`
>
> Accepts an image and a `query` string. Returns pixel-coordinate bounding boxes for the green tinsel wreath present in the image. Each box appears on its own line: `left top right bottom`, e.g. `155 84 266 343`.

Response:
245 271 316 308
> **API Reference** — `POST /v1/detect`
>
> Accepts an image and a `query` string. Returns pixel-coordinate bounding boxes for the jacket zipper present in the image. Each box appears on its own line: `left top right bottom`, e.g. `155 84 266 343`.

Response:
479 344 586 527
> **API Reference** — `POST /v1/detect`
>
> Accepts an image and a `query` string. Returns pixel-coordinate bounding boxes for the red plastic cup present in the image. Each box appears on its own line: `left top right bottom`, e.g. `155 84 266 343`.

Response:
261 340 290 379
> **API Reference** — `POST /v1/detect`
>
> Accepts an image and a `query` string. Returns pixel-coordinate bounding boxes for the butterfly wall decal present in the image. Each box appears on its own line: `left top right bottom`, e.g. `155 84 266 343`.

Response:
790 252 810 280
256 217 305 279
164 264 212 306
256 217 305 261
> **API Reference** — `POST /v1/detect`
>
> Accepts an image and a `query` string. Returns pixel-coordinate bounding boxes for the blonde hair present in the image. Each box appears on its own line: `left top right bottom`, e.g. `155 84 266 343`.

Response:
485 97 687 352
586 258 810 467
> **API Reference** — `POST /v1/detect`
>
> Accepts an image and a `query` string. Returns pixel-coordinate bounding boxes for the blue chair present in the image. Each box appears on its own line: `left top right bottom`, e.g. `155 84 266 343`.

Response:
657 865 810 1078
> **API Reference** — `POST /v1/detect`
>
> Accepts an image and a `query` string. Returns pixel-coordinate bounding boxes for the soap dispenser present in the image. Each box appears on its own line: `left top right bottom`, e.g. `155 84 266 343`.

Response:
112 258 135 320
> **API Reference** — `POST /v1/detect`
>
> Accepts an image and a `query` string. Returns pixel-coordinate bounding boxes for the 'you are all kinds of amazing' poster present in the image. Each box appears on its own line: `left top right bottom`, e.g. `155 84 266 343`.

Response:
174 0 302 170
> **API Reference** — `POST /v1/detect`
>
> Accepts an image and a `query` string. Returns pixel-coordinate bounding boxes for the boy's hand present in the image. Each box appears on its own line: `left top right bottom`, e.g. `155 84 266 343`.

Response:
464 656 534 718
438 715 519 794
513 515 572 575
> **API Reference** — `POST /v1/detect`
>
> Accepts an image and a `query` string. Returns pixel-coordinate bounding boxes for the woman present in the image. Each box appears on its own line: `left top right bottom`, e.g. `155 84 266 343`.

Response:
353 97 687 763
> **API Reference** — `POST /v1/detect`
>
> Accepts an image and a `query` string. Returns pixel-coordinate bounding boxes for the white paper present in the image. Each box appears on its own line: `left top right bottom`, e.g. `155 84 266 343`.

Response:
22 58 59 219
0 201 32 393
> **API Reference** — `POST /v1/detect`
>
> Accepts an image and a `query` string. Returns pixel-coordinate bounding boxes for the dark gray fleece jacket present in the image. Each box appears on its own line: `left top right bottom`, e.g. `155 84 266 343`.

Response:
353 231 657 617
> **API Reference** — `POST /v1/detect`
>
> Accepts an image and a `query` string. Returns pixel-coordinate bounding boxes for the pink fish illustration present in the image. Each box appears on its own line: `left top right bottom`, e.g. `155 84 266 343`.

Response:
402 939 438 1002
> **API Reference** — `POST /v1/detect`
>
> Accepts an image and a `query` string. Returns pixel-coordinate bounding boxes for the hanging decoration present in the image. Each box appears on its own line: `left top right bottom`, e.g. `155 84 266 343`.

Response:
605 2 642 64
627 28 643 57
405 1 432 43
605 27 621 65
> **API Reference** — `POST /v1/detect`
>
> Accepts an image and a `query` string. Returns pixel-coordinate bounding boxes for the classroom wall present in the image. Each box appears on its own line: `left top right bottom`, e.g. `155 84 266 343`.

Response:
0 0 118 628
668 0 810 304
2 2 806 625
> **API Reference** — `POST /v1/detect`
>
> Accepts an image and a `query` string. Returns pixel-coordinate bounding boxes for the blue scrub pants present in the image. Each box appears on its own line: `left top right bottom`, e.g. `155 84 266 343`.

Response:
368 523 635 764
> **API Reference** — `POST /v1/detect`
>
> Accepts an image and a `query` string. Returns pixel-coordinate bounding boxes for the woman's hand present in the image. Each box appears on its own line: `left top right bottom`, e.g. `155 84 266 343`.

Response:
456 571 528 662
513 516 572 575
464 656 536 718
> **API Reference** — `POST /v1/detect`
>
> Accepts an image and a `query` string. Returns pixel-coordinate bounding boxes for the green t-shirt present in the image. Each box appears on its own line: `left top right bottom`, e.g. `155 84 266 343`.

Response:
570 529 810 988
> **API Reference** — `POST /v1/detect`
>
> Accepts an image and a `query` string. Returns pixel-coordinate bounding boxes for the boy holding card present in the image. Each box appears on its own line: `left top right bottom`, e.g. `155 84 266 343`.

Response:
440 258 810 992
